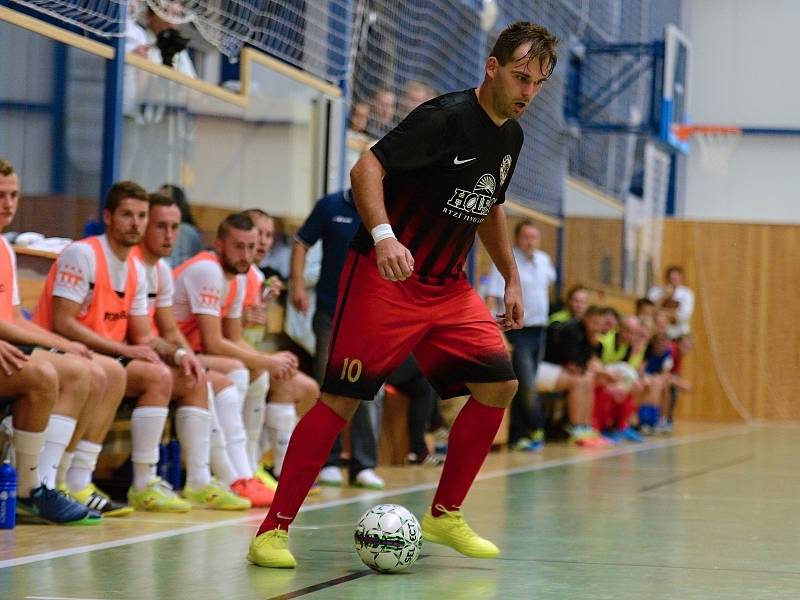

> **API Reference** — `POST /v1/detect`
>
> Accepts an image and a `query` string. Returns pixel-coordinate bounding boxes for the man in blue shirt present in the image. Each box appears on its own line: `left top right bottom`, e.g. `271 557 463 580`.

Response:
289 190 384 489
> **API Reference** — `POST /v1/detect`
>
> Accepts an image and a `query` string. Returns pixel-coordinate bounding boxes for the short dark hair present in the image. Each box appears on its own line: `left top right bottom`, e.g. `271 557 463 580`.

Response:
665 265 683 278
514 219 539 238
489 22 559 79
104 181 148 213
636 297 655 311
217 212 255 240
159 183 195 226
584 305 607 318
148 192 178 210
566 284 588 301
0 159 15 177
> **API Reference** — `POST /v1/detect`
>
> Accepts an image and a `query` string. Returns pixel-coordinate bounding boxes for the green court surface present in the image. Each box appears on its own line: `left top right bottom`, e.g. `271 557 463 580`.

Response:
2 424 799 599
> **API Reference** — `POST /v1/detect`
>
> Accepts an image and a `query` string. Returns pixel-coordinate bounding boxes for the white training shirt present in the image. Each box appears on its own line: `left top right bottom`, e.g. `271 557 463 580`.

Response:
172 257 246 322
137 256 175 313
52 234 148 318
1 237 22 307
487 247 556 327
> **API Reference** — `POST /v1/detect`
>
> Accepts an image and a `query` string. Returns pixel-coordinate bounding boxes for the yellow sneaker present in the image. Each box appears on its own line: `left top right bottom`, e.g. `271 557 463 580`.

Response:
128 477 191 512
254 465 278 492
70 482 134 517
247 529 297 568
421 505 500 558
182 479 251 510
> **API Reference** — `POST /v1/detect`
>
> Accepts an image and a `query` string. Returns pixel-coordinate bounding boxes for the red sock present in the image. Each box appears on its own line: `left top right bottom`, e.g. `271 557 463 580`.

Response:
431 396 504 516
257 401 346 535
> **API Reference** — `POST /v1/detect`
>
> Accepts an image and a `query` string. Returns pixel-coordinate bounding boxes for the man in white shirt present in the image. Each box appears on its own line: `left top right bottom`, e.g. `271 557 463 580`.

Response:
488 221 555 451
133 193 250 510
34 181 188 514
647 266 694 336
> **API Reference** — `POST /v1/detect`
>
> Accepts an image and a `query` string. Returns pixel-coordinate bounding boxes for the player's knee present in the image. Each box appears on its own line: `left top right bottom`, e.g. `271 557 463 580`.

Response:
146 363 174 398
495 379 518 406
88 361 108 394
27 359 59 392
298 373 320 399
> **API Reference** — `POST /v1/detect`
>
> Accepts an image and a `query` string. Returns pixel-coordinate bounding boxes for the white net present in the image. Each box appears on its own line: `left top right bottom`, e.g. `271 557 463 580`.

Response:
693 130 741 176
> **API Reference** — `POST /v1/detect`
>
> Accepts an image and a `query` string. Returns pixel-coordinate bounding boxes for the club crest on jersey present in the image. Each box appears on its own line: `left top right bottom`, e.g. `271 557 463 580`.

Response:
443 174 497 224
500 155 512 187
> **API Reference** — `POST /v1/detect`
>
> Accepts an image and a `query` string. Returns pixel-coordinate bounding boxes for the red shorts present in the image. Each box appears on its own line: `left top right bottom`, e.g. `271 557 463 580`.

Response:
321 249 515 400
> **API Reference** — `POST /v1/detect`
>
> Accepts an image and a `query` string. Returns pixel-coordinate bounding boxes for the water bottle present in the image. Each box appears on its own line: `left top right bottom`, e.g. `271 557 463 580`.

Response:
0 460 17 529
167 439 182 490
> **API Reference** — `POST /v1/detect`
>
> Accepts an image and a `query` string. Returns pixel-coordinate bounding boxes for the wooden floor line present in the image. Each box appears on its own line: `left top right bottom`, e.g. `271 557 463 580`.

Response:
0 423 752 571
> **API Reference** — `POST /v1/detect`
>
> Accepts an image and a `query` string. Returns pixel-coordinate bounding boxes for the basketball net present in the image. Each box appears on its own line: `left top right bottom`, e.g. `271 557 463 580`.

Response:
673 125 742 176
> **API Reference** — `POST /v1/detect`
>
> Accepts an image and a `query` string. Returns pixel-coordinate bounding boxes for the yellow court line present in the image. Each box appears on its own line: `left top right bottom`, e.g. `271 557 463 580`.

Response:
0 6 114 59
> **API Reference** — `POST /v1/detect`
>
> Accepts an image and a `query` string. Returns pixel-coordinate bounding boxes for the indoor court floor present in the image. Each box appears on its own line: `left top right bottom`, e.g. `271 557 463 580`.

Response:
2 422 798 599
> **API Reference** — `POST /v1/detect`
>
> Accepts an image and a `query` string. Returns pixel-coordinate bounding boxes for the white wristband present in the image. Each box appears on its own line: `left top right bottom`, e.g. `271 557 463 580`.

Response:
173 348 188 364
371 223 396 245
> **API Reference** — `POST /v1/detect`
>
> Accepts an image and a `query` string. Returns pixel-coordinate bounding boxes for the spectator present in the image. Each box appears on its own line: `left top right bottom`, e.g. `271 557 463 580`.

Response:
367 87 396 138
641 332 674 434
159 184 203 268
349 101 370 136
647 266 694 335
144 4 196 77
290 189 384 490
549 284 590 323
537 306 613 447
635 297 656 331
487 221 555 451
666 334 694 426
397 80 435 119
259 216 291 281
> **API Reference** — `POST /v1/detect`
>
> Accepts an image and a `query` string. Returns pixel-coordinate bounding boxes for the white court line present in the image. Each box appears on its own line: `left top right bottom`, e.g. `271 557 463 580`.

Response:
0 423 753 570
25 596 111 600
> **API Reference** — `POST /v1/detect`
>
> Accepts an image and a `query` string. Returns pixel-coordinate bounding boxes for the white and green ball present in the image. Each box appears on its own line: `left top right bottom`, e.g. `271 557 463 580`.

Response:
354 504 422 573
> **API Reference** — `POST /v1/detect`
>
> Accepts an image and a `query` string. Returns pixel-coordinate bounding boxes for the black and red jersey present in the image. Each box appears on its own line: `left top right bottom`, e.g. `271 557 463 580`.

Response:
352 89 524 285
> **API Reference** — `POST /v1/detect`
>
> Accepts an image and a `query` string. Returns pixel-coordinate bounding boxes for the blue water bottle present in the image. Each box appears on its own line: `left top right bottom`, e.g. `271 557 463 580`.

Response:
0 460 17 529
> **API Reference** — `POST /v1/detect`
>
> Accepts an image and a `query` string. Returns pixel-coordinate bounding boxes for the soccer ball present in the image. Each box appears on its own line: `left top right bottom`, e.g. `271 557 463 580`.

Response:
354 504 422 573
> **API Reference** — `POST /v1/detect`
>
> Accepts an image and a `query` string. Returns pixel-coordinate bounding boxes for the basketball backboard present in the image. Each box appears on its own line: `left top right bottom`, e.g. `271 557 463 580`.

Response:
660 24 691 153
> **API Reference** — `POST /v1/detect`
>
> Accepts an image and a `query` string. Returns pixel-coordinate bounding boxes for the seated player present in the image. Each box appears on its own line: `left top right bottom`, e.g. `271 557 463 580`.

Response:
172 214 310 506
242 208 317 482
131 193 250 510
34 181 187 513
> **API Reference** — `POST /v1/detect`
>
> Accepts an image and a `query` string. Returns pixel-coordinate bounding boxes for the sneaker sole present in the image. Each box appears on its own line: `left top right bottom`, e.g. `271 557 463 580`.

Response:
421 528 500 558
246 551 296 569
16 510 102 526
102 506 135 517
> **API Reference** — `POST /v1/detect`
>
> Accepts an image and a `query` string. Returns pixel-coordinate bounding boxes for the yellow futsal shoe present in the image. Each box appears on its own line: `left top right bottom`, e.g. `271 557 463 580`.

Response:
182 479 252 510
69 482 134 517
254 464 278 492
247 529 297 568
421 505 500 558
128 477 191 512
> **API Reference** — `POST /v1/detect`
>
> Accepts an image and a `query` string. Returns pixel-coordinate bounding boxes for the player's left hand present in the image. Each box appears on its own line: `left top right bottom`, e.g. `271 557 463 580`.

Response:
64 341 92 359
497 282 524 331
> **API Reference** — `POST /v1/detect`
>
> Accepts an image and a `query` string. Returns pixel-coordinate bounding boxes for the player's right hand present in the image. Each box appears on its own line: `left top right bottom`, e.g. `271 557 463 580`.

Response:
291 285 310 313
375 238 414 282
64 341 93 359
124 344 162 363
0 340 27 375
264 351 299 380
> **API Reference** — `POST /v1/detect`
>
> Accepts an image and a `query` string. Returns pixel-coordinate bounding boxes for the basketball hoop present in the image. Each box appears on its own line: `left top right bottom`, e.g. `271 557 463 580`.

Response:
672 125 742 175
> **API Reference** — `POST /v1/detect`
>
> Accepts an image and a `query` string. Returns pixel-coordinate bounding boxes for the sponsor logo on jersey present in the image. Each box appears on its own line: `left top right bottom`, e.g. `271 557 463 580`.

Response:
332 215 354 224
199 287 221 308
443 174 497 224
103 310 128 322
57 265 84 287
500 154 512 187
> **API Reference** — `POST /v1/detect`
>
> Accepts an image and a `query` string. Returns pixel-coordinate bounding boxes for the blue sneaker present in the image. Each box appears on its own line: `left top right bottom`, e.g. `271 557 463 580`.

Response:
619 427 644 443
17 484 101 525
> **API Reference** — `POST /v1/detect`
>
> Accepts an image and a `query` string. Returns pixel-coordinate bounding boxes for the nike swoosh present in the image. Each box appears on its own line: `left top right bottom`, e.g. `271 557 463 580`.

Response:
276 512 293 520
453 156 477 165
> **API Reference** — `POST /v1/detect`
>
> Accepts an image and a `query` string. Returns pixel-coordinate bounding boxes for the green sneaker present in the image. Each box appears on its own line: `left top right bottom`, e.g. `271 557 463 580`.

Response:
421 506 500 558
247 529 297 568
182 479 251 510
128 477 191 512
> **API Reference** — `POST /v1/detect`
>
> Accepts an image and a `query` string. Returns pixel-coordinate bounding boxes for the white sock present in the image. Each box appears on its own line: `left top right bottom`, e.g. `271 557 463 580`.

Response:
265 402 297 477
13 428 46 498
213 384 252 479
243 372 269 472
67 440 102 492
38 414 77 489
227 368 249 401
175 406 211 489
57 451 74 487
208 387 237 486
131 406 168 490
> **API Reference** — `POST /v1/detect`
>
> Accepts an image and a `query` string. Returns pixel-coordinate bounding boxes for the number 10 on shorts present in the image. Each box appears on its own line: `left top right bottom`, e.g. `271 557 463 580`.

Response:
340 358 363 382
